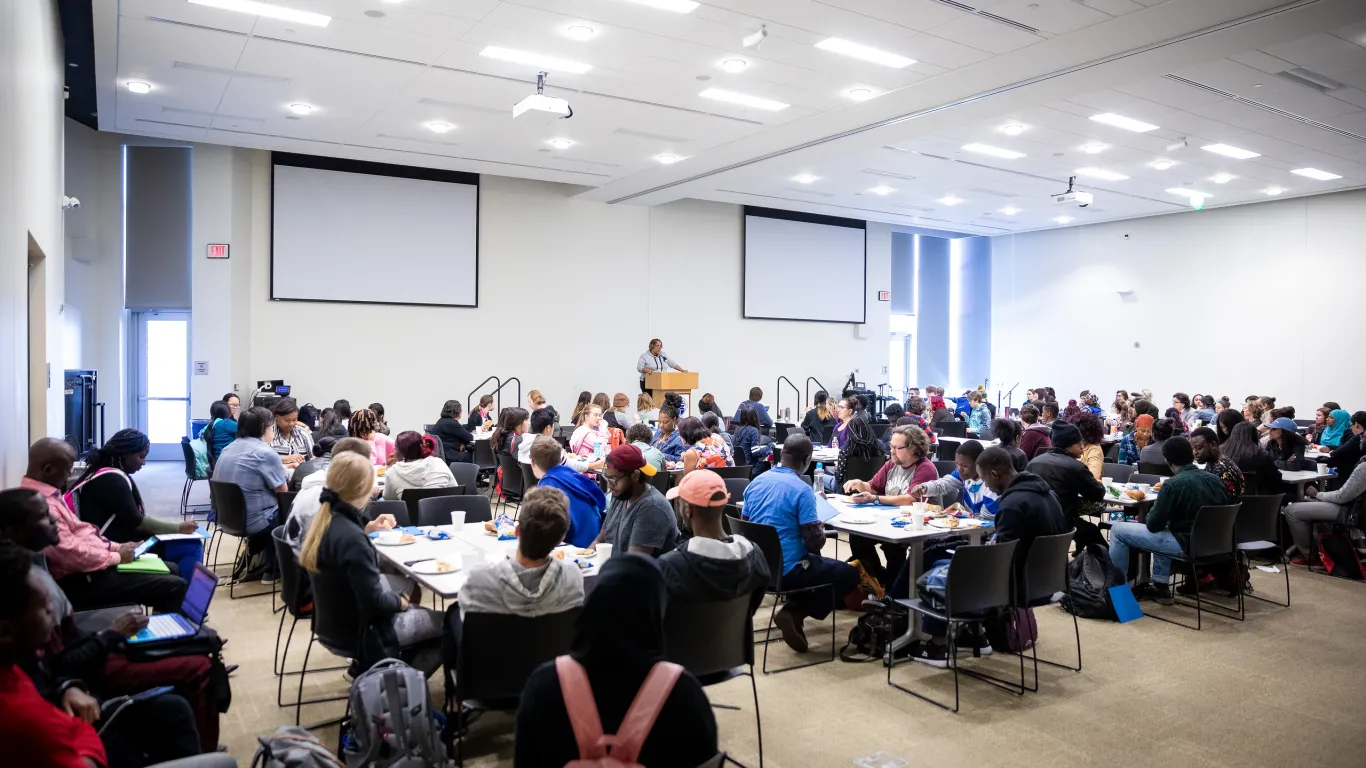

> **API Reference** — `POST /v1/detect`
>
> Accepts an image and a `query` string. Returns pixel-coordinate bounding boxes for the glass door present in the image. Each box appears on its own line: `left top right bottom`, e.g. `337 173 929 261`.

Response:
133 311 190 460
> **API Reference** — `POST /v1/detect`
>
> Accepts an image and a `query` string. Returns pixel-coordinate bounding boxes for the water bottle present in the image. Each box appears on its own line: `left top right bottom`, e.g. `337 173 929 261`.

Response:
813 463 826 496
594 440 605 460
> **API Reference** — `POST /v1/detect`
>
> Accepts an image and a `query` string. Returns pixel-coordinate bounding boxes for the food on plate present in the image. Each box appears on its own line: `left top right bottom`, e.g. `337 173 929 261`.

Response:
376 466 387 477
576 548 596 557
435 562 454 573
1152 481 1164 492
1125 488 1146 501
484 520 497 533
398 533 416 544
943 517 960 528
553 550 566 560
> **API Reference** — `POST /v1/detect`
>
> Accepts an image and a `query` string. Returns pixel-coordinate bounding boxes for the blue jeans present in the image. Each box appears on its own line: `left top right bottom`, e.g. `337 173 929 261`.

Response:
1109 522 1184 583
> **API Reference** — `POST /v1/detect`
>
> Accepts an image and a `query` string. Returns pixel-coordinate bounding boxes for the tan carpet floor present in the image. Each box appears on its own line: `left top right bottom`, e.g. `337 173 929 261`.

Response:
136 462 1366 767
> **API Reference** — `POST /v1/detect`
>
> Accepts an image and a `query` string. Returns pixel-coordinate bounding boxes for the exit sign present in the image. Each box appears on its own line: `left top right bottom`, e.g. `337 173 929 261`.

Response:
878 291 890 301
207 243 230 259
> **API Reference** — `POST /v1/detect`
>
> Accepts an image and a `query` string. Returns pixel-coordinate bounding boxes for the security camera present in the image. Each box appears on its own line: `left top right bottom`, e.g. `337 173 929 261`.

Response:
1051 176 1092 207
62 196 81 210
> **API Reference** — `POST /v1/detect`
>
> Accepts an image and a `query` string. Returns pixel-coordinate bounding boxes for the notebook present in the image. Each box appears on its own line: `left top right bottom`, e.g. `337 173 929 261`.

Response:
126 563 218 645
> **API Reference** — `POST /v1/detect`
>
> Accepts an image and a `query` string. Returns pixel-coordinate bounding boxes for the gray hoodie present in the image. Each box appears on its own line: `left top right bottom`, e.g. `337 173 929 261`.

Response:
382 456 456 500
457 556 585 618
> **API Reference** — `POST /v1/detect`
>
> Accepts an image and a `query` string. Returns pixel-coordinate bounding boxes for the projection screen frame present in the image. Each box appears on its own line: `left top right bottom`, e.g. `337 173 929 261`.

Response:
269 152 481 308
742 205 867 325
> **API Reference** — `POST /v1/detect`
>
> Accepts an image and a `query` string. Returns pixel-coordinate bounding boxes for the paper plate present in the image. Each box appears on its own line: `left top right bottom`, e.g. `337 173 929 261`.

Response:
927 518 982 530
374 535 418 546
839 514 877 525
411 560 458 575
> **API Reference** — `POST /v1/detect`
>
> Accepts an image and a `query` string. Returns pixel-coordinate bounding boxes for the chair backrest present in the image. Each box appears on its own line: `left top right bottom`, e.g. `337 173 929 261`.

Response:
498 453 525 498
708 465 751 480
271 525 310 617
723 477 749 503
364 499 410 528
473 439 497 469
1188 504 1241 560
448 462 479 490
933 460 958 478
936 421 967 438
945 540 1019 615
400 486 462 525
1139 461 1174 477
663 595 755 677
1104 442 1120 462
650 470 675 496
841 455 884 484
1130 473 1164 486
276 490 297 520
871 422 890 439
1020 530 1074 603
180 437 200 479
420 494 492 527
207 480 250 536
1233 494 1284 546
727 516 783 592
520 463 538 494
776 423 802 442
309 565 365 658
1102 464 1137 483
457 609 580 707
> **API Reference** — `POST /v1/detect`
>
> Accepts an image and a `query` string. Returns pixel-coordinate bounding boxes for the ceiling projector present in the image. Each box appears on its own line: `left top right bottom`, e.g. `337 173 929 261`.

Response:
1052 176 1092 207
514 72 572 121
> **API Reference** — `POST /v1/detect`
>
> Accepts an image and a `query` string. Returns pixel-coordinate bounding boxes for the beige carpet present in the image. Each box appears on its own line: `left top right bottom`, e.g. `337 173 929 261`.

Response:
136 462 1366 767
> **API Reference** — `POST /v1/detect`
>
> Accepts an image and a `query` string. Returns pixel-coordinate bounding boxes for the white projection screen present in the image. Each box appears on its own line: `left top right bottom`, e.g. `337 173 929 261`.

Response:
271 154 479 306
743 207 866 323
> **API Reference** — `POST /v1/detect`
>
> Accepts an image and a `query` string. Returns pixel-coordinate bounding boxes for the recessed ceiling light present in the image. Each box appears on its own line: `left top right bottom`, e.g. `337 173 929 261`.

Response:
847 88 874 101
1166 187 1213 199
288 102 314 115
792 174 820 184
126 81 153 94
1089 112 1160 133
1080 143 1106 154
624 0 699 12
938 195 964 206
1264 186 1284 195
698 88 788 111
187 0 331 27
479 46 592 74
548 138 573 149
563 25 595 41
427 121 453 133
1000 123 1026 136
1201 143 1259 160
1291 167 1342 181
1054 215 1073 224
869 185 895 195
1074 167 1128 181
1150 160 1174 170
1000 206 1022 216
656 154 680 164
720 59 748 73
815 38 915 68
1210 172 1234 184
961 143 1025 160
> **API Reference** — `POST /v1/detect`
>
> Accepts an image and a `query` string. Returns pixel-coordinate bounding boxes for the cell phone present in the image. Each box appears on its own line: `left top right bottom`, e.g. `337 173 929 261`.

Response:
132 538 157 559
127 685 175 703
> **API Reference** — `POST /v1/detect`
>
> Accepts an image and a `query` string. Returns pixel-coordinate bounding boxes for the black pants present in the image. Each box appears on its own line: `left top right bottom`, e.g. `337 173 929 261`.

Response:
781 556 859 620
100 691 201 768
847 535 907 589
639 379 648 393
441 605 463 692
59 563 187 614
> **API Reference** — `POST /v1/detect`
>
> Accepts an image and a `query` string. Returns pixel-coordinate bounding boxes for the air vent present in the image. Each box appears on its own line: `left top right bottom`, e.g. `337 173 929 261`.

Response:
614 128 692 143
162 107 263 123
547 157 624 169
1165 74 1366 143
1274 67 1346 93
172 61 290 83
969 187 1015 198
888 203 933 212
861 169 917 181
781 187 835 197
930 0 976 11
374 133 458 147
977 12 1040 34
416 98 505 116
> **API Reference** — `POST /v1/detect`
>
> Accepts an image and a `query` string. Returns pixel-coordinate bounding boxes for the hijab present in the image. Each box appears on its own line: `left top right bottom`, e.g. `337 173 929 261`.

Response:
1134 414 1155 449
570 552 666 672
1321 409 1351 448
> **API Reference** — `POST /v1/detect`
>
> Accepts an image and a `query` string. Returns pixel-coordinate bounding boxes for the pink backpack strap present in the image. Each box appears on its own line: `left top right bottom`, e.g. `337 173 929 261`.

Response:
556 656 607 761
604 661 683 764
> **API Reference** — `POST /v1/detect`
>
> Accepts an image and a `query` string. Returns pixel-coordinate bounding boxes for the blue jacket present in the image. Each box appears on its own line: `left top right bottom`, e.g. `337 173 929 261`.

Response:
733 400 773 428
652 427 686 462
536 465 606 548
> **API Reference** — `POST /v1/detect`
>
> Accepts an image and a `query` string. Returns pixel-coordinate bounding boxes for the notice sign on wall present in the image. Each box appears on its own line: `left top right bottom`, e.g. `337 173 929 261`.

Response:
207 243 230 259
194 361 209 375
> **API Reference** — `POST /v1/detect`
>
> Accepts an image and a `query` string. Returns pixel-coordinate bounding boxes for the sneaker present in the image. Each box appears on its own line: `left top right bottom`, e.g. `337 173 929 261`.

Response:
910 640 949 669
260 570 281 586
1151 584 1175 606
1290 555 1320 567
1176 574 1214 596
772 606 809 653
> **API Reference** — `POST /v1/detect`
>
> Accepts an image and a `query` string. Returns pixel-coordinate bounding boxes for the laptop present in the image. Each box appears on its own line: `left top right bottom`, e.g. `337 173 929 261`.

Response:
126 563 218 645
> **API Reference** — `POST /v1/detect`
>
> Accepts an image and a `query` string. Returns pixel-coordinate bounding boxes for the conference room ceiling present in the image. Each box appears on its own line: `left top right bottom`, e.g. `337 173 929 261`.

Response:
96 0 1366 234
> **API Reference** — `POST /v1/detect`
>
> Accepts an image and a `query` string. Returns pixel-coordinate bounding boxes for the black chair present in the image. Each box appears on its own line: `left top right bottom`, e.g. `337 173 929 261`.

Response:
419 495 492 527
472 439 498 484
1015 530 1081 692
710 465 751 480
448 462 479 491
1130 473 1165 486
495 453 525 514
888 540 1023 713
871 423 890 439
364 500 410 528
1139 503 1243 630
936 441 958 461
723 477 749 503
400 486 463 526
1138 461 1173 477
728 516 836 674
933 460 958 478
664 596 764 768
519 463 538 499
936 421 967 438
453 610 580 765
1234 494 1289 607
1104 442 1120 462
302 566 365 729
840 455 883 485
207 480 271 600
650 470 675 496
1102 464 1137 483
276 491 297 520
271 527 347 721
179 437 211 520
775 423 801 442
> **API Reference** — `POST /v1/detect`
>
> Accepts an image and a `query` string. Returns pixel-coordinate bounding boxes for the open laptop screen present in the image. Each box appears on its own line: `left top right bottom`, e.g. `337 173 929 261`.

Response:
181 564 217 625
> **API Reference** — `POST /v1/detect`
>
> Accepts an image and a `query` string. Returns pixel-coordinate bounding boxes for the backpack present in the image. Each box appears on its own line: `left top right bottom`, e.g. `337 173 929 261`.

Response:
839 598 909 663
556 655 682 767
914 560 952 611
188 435 210 478
984 607 1037 653
121 625 233 715
63 468 131 535
342 658 445 768
1317 531 1366 580
1061 543 1124 620
253 726 344 768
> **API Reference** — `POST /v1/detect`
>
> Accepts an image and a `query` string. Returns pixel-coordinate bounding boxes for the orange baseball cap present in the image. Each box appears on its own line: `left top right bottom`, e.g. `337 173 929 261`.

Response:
666 469 731 507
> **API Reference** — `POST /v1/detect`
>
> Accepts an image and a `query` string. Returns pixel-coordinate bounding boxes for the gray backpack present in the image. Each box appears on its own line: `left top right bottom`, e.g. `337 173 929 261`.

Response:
252 726 344 768
343 658 446 768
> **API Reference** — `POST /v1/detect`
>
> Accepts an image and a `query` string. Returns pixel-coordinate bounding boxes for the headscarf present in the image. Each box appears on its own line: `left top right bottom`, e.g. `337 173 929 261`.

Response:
1321 409 1351 448
570 553 666 672
1133 414 1155 449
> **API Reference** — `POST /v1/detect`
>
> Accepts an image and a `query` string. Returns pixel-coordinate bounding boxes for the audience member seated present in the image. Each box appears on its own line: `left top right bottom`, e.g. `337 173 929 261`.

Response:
368 402 390 436
570 405 610 458
901 397 928 432
801 390 836 445
929 388 956 426
1222 421 1282 494
1216 408 1244 443
734 386 773 428
67 429 197 542
430 400 476 464
1190 427 1244 499
530 436 606 549
1041 400 1061 426
514 554 718 768
700 412 732 449
316 399 352 440
831 417 885 492
589 446 676 557
285 438 384 555
0 490 221 753
299 453 442 676
636 392 659 425
570 391 593 426
203 399 237 468
1108 437 1228 604
966 391 992 438
468 394 496 431
269 397 314 470
991 418 1029 471
678 416 734 473
882 402 905 424
22 439 186 614
627 423 666 473
732 404 767 477
491 407 530 460
1265 417 1312 470
905 447 1066 667
1119 414 1154 465
1321 411 1366 474
212 406 288 582
659 470 769 613
383 432 456 501
1018 403 1052 459
527 389 547 412
742 435 859 652
1066 411 1106 481
1139 417 1176 465
608 392 639 431
1026 421 1106 547
829 397 858 449
0 546 202 768
349 408 395 467
910 439 997 518
841 425 937 590
697 392 725 425
1284 450 1366 566
1173 392 1199 431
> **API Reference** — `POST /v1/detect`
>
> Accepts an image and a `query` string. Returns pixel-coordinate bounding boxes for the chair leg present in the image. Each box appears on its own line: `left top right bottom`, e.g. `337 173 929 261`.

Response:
296 636 312 725
749 667 763 768
759 584 837 675
273 607 289 676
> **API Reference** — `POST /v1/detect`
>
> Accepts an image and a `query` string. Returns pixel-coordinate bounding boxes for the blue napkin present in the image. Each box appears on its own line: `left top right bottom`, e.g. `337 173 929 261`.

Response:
368 525 424 539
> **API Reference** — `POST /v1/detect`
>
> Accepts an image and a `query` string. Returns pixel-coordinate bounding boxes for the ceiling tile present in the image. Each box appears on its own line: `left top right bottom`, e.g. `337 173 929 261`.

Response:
981 0 1114 36
1259 32 1366 76
926 14 1043 55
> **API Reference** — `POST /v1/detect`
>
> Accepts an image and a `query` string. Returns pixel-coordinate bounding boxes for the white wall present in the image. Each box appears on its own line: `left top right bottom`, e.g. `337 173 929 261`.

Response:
991 188 1366 415
0 0 64 483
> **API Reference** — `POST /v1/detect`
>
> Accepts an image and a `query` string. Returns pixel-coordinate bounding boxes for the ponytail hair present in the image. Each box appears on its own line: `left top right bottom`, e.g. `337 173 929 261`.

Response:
299 453 375 573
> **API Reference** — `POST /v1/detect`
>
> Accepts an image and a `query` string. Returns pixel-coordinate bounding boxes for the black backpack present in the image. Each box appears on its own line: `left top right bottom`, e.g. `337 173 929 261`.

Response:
1061 543 1124 620
839 598 909 663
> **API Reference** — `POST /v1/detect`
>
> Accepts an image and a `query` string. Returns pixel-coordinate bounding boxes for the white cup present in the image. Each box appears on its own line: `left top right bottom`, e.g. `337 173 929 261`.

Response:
449 511 466 527
1317 463 1329 476
911 513 924 530
596 543 613 561
460 551 486 571
911 501 925 515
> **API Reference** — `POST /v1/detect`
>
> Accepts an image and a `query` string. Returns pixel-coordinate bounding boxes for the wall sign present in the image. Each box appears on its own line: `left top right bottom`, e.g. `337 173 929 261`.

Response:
207 243 230 259
877 290 890 301
194 361 209 375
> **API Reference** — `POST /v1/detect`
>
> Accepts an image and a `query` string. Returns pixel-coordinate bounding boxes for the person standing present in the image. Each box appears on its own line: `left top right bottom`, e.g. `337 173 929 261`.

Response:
636 338 686 393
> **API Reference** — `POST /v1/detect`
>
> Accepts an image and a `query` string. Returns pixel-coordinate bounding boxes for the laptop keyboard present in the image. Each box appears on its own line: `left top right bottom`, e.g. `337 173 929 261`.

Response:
132 614 190 642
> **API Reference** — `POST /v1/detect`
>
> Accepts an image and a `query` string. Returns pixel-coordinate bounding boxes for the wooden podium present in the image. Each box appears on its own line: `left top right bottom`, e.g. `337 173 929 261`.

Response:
646 371 698 411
